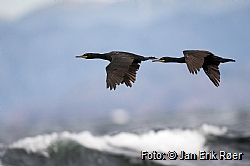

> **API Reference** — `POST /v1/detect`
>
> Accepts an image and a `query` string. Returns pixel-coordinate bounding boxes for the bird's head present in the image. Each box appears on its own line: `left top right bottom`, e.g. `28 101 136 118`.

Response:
75 53 97 59
152 57 171 63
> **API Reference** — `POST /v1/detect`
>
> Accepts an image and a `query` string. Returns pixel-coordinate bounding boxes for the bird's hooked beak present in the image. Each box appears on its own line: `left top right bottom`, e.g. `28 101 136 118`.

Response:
75 55 88 58
152 59 165 62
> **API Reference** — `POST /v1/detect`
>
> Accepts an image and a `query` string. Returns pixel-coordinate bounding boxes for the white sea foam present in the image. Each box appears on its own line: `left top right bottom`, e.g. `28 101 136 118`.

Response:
200 123 227 136
9 124 227 157
9 132 60 157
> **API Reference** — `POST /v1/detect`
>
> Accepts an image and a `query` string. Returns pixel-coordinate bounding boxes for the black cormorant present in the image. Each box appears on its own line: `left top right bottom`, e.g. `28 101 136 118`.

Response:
76 51 156 90
153 50 235 87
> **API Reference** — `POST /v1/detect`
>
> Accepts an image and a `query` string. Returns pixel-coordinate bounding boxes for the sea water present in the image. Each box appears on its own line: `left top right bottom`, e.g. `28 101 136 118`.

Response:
1 109 249 166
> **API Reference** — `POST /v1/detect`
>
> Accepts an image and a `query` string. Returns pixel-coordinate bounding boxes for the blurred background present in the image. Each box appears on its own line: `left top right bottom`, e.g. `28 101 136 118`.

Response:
1 1 250 165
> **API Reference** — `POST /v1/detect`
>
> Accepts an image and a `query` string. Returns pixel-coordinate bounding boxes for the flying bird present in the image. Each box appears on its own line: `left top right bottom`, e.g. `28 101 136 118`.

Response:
153 50 235 87
76 51 156 90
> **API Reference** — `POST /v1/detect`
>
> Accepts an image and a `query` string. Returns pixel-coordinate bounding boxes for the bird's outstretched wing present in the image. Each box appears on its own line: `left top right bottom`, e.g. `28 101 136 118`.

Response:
183 50 210 74
203 64 220 87
106 54 134 90
121 62 140 87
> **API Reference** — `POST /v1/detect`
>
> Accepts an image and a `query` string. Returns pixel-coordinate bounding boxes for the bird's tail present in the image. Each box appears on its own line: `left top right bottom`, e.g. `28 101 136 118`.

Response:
145 56 157 60
221 58 236 63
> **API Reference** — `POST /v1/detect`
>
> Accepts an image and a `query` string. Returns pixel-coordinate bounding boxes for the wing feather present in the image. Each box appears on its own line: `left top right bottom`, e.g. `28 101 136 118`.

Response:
203 64 220 87
183 50 210 74
106 54 134 90
121 63 140 86
122 75 133 87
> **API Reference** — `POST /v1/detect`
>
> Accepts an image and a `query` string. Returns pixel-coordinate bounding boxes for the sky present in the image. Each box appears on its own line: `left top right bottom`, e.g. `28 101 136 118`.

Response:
1 0 250 21
1 1 55 21
1 0 250 129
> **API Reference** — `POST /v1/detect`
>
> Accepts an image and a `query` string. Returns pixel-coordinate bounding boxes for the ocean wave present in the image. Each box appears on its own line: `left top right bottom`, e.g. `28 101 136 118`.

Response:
8 123 228 157
3 123 250 166
199 123 228 136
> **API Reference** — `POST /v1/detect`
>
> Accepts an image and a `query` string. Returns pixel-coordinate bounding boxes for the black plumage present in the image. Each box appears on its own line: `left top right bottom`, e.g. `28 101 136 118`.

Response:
76 51 155 90
153 50 235 87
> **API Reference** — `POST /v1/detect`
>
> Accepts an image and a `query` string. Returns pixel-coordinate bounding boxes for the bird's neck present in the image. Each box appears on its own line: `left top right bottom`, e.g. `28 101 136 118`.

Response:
91 53 111 61
166 57 185 63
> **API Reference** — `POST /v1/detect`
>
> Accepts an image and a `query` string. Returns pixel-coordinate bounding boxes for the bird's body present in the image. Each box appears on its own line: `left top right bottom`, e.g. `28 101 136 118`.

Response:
76 51 155 90
153 50 235 87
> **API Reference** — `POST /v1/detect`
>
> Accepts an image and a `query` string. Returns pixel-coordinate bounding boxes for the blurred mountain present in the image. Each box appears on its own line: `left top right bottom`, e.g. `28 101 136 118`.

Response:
2 1 250 126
